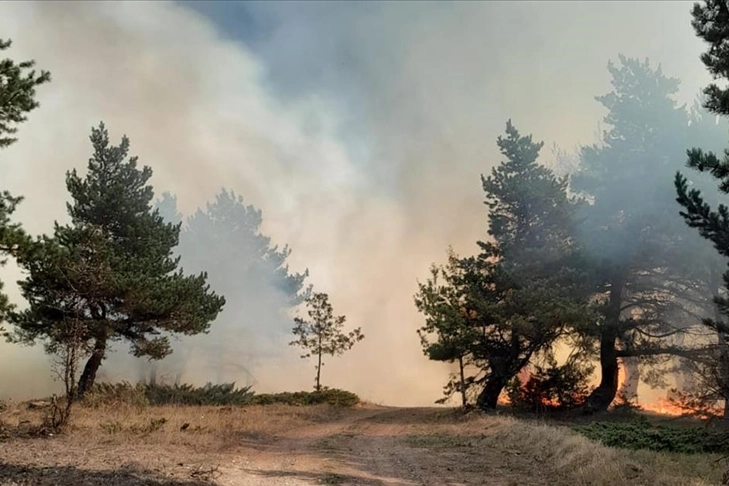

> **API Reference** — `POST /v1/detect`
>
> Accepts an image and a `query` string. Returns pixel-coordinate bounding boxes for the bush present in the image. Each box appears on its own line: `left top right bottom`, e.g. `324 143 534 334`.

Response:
573 418 729 454
507 359 593 411
84 382 359 408
143 382 254 406
85 381 253 407
249 389 360 407
83 382 149 408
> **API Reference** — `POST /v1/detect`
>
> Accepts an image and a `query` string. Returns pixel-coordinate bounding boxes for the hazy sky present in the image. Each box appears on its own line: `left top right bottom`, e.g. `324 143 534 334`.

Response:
0 0 714 404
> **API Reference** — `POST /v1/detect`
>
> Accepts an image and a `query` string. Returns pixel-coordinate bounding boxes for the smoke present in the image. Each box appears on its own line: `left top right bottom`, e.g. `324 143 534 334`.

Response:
0 0 716 404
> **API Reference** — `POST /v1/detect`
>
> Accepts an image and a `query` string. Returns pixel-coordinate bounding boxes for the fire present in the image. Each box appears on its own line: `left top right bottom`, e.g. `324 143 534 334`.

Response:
497 365 532 405
617 364 626 393
495 364 721 417
639 398 687 417
496 365 564 408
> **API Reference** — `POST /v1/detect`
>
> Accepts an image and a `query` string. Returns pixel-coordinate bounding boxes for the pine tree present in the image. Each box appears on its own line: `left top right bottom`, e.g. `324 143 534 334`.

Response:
416 121 590 410
0 39 50 332
184 189 310 310
138 188 311 384
415 249 481 407
290 292 363 391
181 189 310 381
0 39 50 149
9 123 225 397
573 55 718 411
676 0 729 418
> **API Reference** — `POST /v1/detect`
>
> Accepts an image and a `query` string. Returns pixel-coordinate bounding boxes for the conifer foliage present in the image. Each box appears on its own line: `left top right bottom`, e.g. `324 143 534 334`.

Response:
0 38 50 149
9 123 225 398
675 0 729 414
0 38 50 331
416 121 590 410
290 292 363 391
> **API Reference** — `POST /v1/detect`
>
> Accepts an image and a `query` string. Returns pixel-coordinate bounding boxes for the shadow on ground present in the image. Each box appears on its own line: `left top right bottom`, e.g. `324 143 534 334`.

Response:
0 462 215 486
239 468 394 486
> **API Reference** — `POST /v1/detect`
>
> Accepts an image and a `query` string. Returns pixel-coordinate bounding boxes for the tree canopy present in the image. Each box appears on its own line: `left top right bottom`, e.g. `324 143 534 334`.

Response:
416 121 591 410
290 291 363 391
0 39 50 149
138 188 311 384
9 123 225 397
675 0 729 417
572 54 721 411
0 38 50 332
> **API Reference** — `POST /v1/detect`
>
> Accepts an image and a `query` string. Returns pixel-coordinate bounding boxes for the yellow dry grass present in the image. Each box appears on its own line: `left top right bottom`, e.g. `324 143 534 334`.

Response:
485 415 723 486
0 403 724 485
2 402 340 451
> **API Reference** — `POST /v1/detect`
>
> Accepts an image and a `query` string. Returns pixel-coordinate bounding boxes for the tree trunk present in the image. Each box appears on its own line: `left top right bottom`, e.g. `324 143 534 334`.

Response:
585 276 624 412
476 375 507 410
315 349 322 392
618 357 639 402
715 308 729 419
618 330 640 403
708 276 729 419
315 334 322 391
458 356 467 407
77 336 108 399
149 363 158 386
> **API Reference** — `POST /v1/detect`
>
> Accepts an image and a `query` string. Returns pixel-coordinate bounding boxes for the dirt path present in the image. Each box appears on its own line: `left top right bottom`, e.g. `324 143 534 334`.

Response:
0 406 544 485
2 403 722 485
217 407 536 486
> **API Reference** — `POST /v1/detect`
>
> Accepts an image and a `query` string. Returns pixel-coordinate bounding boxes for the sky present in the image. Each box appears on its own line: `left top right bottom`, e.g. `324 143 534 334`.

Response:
0 0 716 405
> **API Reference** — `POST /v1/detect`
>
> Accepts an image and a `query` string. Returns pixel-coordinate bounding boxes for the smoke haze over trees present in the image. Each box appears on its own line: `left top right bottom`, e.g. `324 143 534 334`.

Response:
3 1 729 412
135 188 311 386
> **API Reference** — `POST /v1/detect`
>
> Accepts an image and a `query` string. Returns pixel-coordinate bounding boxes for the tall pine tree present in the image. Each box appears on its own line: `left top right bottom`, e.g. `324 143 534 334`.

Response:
9 123 225 397
416 121 590 410
0 38 50 331
573 55 718 411
675 0 729 418
139 188 310 385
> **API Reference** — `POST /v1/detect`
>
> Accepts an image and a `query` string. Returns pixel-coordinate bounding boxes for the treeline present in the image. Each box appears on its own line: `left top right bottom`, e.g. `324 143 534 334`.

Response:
416 0 729 415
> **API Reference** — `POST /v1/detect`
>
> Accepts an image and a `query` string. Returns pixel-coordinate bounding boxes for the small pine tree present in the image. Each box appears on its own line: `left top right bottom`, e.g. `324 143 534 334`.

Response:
290 292 363 391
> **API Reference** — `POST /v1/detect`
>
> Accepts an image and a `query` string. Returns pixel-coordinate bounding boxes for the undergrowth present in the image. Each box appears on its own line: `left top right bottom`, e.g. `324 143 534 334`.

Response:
573 417 729 454
83 382 359 408
250 389 360 407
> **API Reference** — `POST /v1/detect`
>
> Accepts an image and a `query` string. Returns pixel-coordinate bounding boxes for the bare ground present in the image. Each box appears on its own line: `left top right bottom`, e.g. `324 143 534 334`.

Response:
0 403 724 486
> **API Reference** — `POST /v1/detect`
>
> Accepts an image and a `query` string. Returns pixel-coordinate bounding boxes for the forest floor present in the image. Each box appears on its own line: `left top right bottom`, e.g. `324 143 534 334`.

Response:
0 402 724 486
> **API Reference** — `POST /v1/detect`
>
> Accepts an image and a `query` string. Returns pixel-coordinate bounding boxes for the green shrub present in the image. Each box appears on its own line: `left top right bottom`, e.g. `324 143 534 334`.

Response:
249 389 360 407
507 359 593 411
143 382 254 406
84 382 149 408
84 382 359 408
573 418 729 454
85 381 253 407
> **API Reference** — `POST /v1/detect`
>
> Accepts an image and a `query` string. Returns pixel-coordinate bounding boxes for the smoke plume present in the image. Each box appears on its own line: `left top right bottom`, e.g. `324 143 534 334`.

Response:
0 1 715 404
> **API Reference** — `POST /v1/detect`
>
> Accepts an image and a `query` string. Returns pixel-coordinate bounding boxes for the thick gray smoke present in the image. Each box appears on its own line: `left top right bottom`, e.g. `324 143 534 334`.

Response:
0 1 718 404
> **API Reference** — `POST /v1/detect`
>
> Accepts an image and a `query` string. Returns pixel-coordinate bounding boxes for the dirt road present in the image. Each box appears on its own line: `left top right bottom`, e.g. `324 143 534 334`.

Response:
2 404 720 485
215 407 534 486
0 406 537 486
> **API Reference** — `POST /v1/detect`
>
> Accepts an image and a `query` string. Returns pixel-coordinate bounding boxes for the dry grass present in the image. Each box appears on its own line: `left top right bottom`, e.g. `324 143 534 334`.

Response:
0 402 724 485
406 411 725 486
1 402 340 451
